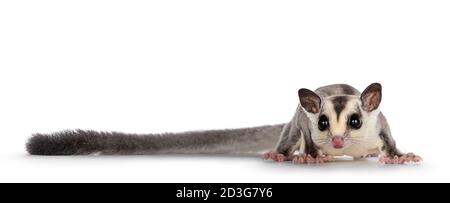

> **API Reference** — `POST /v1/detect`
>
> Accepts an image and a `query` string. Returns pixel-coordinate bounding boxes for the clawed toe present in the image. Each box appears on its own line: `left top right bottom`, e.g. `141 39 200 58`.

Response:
379 153 422 164
263 151 287 162
291 154 333 164
291 155 305 164
264 151 334 164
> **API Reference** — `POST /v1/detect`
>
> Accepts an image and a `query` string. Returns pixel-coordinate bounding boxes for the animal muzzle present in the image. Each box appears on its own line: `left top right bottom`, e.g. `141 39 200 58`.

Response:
332 136 345 149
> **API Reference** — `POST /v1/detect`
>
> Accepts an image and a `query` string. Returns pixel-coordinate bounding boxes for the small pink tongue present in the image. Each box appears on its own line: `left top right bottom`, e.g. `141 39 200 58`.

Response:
332 137 345 149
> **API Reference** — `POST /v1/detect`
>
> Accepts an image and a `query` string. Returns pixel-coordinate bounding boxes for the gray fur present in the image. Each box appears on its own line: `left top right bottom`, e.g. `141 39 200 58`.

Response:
27 125 284 155
315 84 360 97
275 121 304 156
26 83 402 159
275 104 320 157
377 113 401 156
331 96 348 121
275 83 402 158
275 84 358 157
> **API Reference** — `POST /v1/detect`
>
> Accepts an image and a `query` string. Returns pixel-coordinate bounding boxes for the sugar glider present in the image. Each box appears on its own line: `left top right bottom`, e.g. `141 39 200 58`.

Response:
26 83 421 164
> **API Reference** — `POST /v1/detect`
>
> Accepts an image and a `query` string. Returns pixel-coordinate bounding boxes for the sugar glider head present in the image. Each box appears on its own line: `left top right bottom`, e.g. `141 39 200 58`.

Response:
298 83 382 150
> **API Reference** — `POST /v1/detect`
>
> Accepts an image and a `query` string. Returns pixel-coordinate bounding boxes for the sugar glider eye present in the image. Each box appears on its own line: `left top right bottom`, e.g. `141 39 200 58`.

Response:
318 115 329 131
348 114 362 129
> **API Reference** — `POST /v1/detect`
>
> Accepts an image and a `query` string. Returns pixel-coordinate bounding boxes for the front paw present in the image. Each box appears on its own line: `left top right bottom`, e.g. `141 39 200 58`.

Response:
263 151 288 162
291 154 334 164
379 153 422 164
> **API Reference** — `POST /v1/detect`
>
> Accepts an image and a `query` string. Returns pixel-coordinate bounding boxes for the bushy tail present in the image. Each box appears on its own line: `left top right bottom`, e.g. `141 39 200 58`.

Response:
26 124 284 156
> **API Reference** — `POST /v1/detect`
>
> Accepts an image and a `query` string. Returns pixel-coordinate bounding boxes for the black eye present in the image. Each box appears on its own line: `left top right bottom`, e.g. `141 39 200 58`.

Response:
318 115 329 131
348 114 362 129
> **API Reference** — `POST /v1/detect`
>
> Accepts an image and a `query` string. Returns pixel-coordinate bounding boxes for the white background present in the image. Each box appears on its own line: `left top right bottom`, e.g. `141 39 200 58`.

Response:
0 0 449 183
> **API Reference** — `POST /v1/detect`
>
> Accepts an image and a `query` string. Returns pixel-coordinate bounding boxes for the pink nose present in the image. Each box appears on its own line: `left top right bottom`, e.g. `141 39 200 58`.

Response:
332 136 345 149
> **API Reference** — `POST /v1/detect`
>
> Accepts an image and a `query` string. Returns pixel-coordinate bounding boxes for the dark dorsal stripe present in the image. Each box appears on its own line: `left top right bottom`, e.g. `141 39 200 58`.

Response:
332 96 348 121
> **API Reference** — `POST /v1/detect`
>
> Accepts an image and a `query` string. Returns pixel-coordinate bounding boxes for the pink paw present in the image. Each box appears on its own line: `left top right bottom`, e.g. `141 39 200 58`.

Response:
379 153 422 164
263 151 288 162
291 154 334 164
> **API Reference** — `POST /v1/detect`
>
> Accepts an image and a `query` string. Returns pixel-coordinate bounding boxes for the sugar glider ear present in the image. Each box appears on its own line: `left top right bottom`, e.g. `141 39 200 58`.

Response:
361 83 382 112
298 88 321 114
